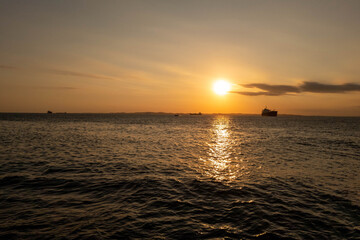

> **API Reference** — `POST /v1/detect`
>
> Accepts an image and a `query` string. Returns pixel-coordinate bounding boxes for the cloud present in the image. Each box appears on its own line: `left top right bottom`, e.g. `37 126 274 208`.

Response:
300 81 360 93
0 65 16 69
229 91 284 96
50 69 118 81
23 86 78 91
38 86 78 90
233 81 360 96
241 83 300 95
48 68 155 86
0 65 123 82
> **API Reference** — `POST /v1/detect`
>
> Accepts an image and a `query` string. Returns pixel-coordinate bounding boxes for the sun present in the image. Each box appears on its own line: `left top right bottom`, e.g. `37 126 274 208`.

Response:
213 79 231 95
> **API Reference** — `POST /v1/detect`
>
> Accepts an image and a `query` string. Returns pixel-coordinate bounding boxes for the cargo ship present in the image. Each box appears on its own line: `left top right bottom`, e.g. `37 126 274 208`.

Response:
262 107 277 116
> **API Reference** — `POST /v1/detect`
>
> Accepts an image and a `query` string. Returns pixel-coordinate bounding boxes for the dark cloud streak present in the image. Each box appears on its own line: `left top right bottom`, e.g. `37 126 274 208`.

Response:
229 91 284 96
300 82 360 93
234 81 360 96
241 83 300 95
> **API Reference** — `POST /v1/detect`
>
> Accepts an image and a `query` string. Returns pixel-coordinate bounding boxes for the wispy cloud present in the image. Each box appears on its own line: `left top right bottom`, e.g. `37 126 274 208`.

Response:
233 81 360 96
37 86 78 90
50 69 119 81
0 65 16 69
48 68 157 87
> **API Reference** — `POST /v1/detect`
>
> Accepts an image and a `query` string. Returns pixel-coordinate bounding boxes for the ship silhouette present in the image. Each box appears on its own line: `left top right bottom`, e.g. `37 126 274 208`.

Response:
262 107 277 116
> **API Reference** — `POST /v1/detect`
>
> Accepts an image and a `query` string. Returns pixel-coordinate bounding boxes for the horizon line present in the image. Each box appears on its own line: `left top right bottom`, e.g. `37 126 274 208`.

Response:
1 111 360 117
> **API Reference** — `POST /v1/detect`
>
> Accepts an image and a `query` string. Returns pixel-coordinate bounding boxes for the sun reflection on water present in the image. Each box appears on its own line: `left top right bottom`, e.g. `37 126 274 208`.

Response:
199 116 246 183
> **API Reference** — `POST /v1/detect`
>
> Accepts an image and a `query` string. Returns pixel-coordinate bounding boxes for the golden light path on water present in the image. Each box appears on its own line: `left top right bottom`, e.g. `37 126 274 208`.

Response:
199 116 250 183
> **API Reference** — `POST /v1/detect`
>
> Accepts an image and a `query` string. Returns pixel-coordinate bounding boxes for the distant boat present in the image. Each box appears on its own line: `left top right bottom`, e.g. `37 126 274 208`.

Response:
262 107 277 116
190 112 202 115
47 110 53 114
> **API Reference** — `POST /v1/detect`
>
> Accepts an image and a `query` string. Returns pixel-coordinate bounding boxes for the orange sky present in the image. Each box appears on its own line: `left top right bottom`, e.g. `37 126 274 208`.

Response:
1 1 360 115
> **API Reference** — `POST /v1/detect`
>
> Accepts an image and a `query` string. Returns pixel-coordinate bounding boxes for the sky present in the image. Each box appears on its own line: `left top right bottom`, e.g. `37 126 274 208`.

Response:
1 0 360 115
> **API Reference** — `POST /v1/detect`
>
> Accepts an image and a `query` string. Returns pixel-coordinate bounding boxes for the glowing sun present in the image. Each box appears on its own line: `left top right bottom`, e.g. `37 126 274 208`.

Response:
213 79 231 95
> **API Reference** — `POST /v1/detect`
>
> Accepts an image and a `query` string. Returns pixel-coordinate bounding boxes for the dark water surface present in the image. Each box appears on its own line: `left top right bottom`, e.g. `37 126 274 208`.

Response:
0 113 359 239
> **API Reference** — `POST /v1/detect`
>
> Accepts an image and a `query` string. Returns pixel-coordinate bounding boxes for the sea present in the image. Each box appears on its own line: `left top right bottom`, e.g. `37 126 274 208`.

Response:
0 113 359 239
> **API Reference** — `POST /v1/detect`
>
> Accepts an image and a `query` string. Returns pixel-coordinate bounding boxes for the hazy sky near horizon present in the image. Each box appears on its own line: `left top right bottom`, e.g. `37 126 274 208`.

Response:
1 0 360 115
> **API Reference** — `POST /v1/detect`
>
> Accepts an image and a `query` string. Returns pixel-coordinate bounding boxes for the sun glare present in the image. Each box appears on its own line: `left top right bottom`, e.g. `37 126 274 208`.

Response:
213 79 231 95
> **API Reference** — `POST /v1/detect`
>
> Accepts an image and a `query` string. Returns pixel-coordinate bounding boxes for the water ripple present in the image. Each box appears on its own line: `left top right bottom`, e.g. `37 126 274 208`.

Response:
0 114 359 239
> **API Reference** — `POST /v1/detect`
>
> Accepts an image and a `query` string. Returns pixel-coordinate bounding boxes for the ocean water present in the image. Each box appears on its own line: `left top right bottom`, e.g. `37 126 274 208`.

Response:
0 113 359 239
